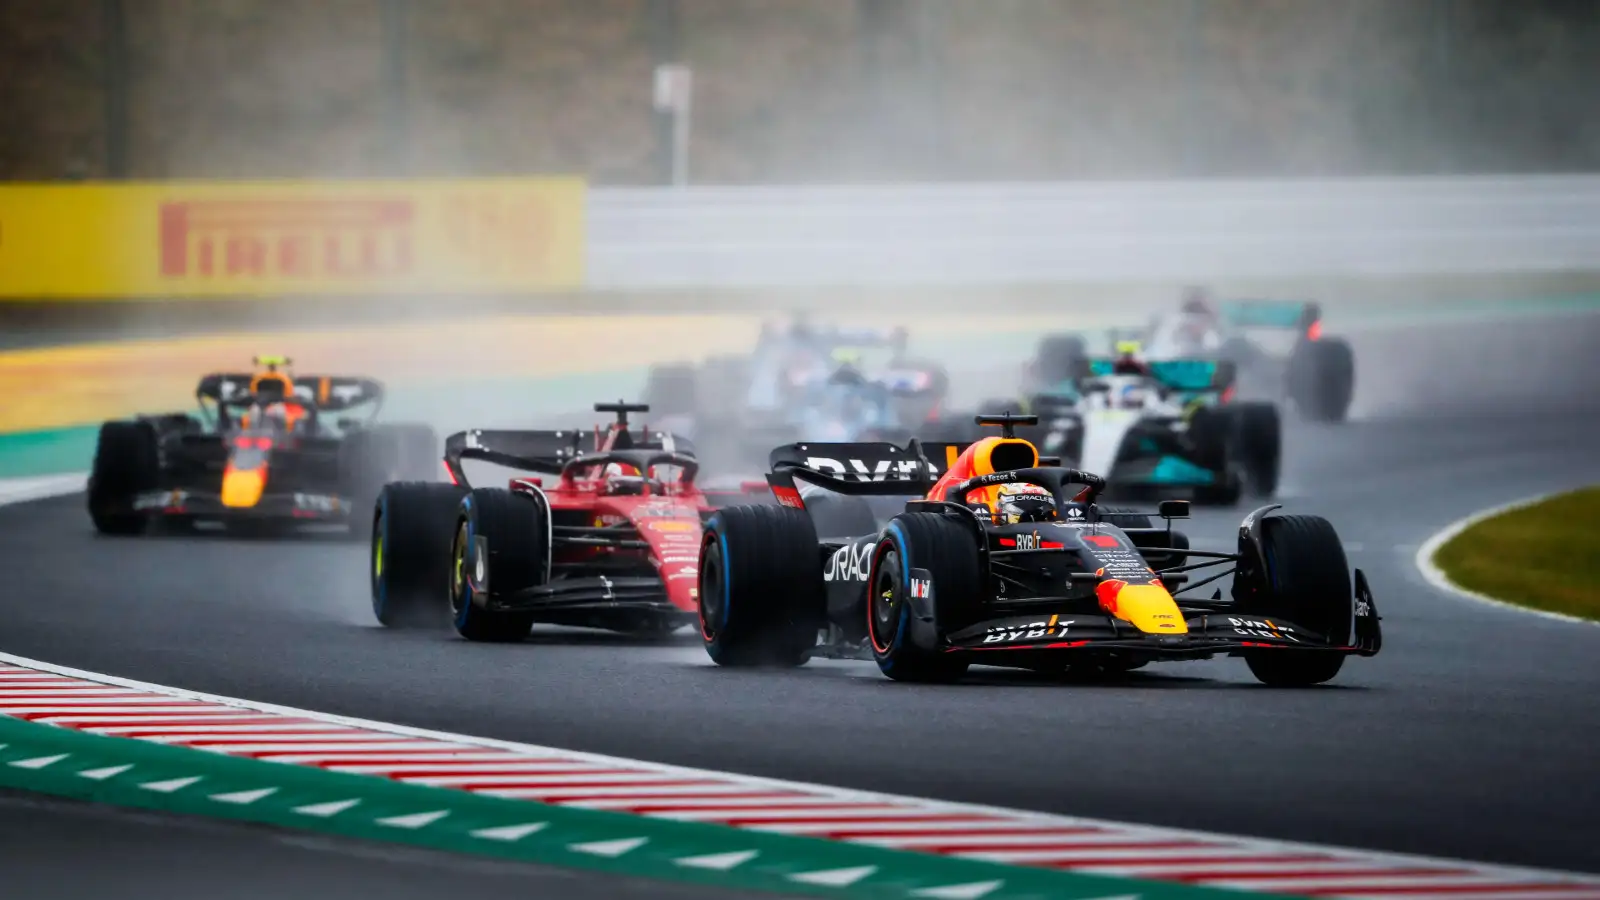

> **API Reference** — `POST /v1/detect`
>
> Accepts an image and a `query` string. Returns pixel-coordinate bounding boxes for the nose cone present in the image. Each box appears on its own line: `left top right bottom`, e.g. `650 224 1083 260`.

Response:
221 467 266 508
1096 581 1188 634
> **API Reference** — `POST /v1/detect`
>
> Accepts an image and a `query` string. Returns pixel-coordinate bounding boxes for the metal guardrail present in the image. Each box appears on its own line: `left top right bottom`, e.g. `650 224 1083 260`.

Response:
586 176 1600 287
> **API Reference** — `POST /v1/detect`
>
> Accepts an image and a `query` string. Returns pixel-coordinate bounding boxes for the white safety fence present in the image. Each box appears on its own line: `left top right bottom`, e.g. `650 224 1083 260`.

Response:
586 175 1600 287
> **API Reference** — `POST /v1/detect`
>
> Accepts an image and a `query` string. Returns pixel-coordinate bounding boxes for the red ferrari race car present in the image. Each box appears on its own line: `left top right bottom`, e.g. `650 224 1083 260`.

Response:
370 402 720 641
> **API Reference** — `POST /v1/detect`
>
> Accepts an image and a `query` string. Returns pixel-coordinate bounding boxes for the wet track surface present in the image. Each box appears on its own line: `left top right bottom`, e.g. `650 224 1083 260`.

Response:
3 314 1599 890
0 788 796 900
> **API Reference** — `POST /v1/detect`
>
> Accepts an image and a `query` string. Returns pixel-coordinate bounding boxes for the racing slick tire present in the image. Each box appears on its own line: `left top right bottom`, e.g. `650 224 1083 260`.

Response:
699 505 825 667
449 488 547 642
1289 338 1354 423
644 363 698 417
87 420 160 536
1233 402 1281 497
371 481 467 628
868 512 983 683
1236 514 1353 687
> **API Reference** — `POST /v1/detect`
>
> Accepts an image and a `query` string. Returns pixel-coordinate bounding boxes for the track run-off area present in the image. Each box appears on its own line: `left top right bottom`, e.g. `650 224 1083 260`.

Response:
0 307 1598 898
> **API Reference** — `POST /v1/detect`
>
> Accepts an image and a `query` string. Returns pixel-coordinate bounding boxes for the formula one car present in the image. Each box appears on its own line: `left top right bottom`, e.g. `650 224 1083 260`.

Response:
86 356 437 536
643 319 949 459
1143 293 1354 422
1020 293 1355 422
371 401 717 639
1043 353 1277 505
696 414 1380 686
962 346 1277 505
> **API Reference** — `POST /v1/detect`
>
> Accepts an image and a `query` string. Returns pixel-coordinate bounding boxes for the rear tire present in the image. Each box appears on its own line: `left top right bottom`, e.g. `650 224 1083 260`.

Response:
87 420 160 536
450 488 547 642
698 505 824 667
1233 402 1281 496
1290 338 1354 423
371 481 466 628
868 513 982 683
1237 514 1352 686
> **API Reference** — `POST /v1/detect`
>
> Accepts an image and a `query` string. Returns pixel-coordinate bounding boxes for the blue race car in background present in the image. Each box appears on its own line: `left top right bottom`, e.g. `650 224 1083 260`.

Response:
642 319 949 465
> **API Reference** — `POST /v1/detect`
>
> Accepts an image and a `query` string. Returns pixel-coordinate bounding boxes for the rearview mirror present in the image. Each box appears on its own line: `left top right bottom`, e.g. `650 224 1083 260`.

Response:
1158 500 1191 519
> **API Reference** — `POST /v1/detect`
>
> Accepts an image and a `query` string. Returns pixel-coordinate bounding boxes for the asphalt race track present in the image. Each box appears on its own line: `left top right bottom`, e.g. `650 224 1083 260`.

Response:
0 788 797 900
2 313 1599 890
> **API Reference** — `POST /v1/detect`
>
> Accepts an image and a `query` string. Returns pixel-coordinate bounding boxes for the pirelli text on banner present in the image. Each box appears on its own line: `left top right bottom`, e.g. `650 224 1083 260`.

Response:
0 178 585 298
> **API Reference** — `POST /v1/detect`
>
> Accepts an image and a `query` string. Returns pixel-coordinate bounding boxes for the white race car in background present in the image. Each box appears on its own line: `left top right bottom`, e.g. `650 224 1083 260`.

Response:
1039 362 1280 506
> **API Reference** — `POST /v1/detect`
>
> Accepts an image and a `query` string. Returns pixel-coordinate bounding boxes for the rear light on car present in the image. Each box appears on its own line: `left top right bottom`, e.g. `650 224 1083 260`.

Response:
442 460 459 485
233 436 271 450
1306 320 1323 342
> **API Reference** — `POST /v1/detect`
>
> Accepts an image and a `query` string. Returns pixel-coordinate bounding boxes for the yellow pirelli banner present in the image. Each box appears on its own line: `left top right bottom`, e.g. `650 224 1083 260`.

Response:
0 178 585 298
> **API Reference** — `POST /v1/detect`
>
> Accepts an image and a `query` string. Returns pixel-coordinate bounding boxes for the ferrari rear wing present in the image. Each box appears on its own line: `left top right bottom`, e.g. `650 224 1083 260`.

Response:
443 429 586 486
443 426 698 488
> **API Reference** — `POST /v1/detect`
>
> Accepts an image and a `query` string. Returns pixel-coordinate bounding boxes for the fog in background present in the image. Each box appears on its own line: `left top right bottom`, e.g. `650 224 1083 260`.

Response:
2 0 1597 442
3 0 1598 183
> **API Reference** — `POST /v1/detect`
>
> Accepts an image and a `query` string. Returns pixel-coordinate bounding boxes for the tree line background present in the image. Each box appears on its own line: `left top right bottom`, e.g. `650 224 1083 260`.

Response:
2 0 1595 184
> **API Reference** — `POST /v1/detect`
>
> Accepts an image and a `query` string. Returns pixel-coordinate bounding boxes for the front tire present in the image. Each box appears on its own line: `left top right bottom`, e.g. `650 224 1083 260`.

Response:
1237 514 1353 686
449 488 546 642
87 420 160 536
867 513 982 683
698 505 824 667
371 481 465 628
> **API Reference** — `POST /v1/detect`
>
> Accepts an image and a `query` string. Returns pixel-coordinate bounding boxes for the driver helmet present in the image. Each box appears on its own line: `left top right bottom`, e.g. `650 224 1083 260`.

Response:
1180 286 1215 317
993 483 1057 524
601 461 647 495
1111 340 1149 376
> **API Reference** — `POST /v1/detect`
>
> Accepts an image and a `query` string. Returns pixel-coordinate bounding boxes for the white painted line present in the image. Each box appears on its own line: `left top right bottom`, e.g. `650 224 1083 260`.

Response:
788 865 879 887
569 836 649 857
0 472 88 505
139 775 203 793
674 849 760 870
76 764 133 780
294 799 362 817
1414 489 1600 627
376 810 451 829
470 822 548 841
8 753 69 769
210 787 279 805
909 881 1007 900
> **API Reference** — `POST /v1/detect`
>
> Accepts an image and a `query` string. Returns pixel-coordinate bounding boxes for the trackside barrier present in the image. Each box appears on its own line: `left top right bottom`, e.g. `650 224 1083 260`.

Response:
586 176 1600 286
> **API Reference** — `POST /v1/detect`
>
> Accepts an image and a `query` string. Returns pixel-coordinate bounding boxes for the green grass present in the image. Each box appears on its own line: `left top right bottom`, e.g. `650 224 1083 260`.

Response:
1434 487 1600 622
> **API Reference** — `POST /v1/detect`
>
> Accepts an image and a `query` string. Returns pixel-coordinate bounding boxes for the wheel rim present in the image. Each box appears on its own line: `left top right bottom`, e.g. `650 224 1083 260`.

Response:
698 538 725 641
450 519 469 616
868 547 899 654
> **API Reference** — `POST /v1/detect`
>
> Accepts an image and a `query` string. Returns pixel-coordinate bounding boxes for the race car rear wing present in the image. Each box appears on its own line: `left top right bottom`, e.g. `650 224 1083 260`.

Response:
196 373 386 412
764 438 971 500
443 427 696 488
1220 300 1322 331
